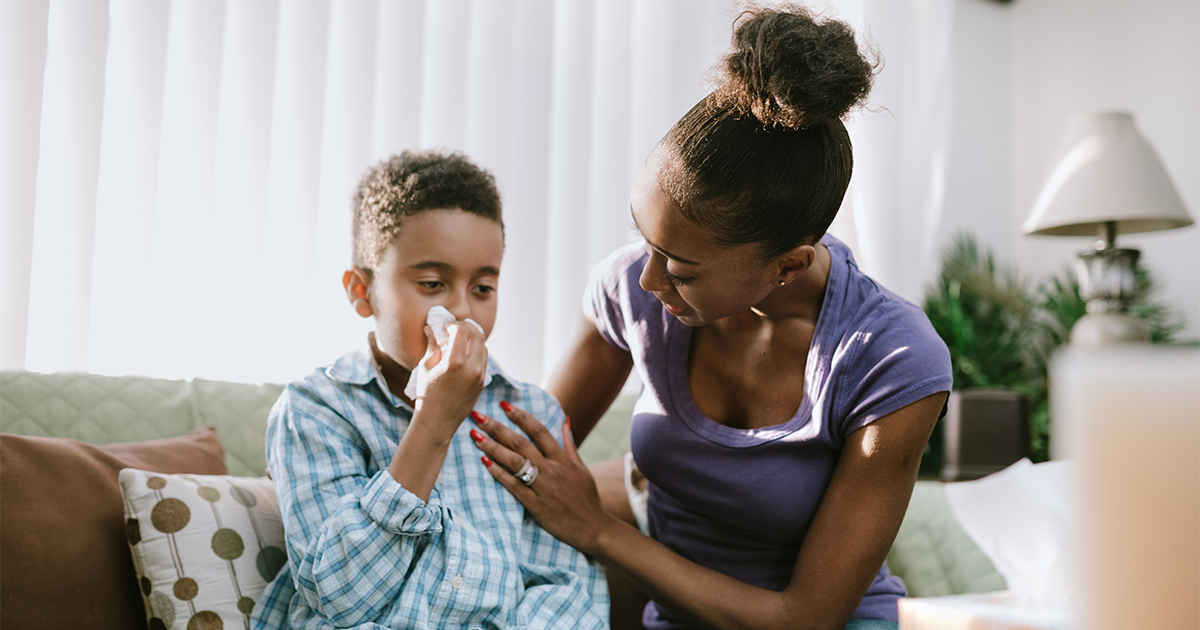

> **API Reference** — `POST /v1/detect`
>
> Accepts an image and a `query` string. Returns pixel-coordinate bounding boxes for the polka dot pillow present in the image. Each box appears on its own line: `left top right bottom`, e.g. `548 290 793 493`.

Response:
118 469 287 630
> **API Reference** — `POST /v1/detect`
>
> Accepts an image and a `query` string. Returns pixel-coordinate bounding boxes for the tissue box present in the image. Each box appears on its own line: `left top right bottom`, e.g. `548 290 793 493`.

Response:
898 591 1074 630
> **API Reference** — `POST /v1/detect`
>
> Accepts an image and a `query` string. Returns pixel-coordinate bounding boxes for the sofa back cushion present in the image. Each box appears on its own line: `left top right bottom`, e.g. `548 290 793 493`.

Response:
0 427 227 630
0 370 284 476
886 480 1007 596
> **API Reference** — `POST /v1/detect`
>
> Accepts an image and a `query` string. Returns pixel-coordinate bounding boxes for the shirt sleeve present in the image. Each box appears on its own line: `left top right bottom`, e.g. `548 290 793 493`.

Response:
833 305 954 438
266 385 445 628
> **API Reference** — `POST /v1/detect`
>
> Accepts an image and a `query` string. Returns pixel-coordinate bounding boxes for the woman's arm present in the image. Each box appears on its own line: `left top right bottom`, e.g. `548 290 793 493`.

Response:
474 391 947 630
544 313 634 445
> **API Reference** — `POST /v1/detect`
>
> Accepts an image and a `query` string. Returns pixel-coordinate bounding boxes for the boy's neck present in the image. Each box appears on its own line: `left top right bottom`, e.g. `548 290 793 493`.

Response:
368 332 416 406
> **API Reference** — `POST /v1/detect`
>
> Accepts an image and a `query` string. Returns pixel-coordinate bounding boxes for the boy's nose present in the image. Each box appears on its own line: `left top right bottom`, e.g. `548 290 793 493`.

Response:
442 295 473 323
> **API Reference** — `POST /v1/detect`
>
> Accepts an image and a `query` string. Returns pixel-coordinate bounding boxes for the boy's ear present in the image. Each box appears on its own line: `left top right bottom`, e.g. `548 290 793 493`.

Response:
343 267 374 319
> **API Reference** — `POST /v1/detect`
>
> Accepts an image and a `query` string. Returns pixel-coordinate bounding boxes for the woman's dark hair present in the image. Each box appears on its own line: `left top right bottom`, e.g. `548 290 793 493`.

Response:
351 149 503 274
657 4 876 261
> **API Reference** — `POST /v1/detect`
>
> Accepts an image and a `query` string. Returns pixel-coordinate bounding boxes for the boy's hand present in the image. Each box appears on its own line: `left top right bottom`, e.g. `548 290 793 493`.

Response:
413 320 488 434
388 321 488 501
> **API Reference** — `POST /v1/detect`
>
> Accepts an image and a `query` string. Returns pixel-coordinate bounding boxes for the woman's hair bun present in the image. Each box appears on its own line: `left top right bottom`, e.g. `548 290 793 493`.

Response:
718 4 875 129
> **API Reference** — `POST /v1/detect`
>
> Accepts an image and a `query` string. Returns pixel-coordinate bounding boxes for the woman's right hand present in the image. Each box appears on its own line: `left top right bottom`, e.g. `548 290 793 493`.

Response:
471 404 623 555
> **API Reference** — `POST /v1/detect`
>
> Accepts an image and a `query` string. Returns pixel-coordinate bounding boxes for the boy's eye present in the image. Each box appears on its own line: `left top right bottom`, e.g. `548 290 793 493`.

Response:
474 284 496 294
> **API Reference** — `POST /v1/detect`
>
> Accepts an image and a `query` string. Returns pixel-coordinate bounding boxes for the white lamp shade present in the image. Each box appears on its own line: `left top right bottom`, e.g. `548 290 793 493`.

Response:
1024 111 1194 236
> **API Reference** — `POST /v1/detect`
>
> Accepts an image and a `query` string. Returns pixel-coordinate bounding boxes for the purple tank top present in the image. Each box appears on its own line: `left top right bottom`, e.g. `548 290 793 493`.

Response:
586 235 952 627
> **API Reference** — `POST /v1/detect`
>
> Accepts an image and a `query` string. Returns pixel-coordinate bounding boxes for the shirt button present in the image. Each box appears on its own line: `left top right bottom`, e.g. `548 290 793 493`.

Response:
450 574 464 590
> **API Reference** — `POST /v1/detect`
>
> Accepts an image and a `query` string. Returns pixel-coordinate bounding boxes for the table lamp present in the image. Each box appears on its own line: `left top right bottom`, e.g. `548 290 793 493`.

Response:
1024 111 1194 346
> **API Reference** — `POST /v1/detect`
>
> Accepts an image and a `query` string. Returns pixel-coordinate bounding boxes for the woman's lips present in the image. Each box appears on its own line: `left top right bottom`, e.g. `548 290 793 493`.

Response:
659 299 687 316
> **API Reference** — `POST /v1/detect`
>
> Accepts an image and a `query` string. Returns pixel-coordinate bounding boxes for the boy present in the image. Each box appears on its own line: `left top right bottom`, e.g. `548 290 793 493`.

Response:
251 150 608 629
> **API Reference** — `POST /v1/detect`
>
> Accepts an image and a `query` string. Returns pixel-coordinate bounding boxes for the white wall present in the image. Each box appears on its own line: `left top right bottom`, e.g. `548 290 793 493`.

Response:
942 0 1015 269
947 0 1199 339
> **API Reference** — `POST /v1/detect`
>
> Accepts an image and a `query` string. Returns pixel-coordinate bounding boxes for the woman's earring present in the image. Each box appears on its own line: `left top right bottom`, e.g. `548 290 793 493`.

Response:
778 279 787 286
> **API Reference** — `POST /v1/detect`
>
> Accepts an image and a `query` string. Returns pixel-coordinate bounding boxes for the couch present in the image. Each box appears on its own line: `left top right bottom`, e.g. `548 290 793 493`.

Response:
0 370 1005 630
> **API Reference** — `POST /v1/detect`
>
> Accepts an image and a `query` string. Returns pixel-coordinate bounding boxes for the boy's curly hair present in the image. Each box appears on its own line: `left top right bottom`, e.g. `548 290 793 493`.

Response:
352 150 503 274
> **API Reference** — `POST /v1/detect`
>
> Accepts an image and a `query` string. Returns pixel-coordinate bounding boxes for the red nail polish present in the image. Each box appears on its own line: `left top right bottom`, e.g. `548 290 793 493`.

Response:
470 429 485 443
470 410 486 425
481 456 493 467
499 401 513 413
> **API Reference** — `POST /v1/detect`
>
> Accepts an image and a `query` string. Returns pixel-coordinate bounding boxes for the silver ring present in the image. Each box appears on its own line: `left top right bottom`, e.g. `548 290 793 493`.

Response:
515 458 539 486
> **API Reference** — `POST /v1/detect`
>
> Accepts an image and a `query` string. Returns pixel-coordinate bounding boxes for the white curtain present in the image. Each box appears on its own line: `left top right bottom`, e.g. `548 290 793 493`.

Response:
1 0 951 385
836 0 955 304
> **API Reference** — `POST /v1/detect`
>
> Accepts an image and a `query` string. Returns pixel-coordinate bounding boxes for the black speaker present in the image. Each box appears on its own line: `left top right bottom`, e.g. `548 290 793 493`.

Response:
942 390 1031 481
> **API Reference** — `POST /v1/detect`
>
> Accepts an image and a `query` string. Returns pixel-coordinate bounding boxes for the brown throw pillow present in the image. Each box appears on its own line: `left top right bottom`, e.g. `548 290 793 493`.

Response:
0 427 227 630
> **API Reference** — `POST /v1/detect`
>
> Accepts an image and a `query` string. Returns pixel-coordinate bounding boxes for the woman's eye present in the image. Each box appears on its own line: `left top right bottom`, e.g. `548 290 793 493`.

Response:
664 271 692 287
418 281 444 290
474 284 496 294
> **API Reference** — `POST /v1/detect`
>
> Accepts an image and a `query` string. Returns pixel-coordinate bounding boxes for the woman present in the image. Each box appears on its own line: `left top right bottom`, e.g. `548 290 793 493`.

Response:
471 5 951 630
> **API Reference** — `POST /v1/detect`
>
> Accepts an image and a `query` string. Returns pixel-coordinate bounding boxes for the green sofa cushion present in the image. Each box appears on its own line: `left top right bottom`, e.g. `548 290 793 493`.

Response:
577 393 637 466
887 480 1007 597
1 371 283 477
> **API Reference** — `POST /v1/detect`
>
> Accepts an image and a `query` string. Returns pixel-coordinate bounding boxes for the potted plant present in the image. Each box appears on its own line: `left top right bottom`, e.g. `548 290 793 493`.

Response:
920 233 1185 477
921 235 1042 477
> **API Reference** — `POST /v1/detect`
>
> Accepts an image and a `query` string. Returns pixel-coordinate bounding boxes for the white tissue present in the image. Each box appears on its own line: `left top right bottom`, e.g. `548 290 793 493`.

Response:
944 458 1081 619
423 305 458 348
402 306 490 401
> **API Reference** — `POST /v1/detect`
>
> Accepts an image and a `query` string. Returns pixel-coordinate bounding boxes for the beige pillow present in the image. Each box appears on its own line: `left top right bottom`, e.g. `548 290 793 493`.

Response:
119 469 287 630
0 427 227 630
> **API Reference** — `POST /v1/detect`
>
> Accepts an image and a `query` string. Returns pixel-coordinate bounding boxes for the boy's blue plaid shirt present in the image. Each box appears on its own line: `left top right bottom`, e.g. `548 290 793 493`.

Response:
250 349 609 630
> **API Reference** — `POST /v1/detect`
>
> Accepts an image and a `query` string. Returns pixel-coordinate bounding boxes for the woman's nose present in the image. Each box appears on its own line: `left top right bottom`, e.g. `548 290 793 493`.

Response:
639 252 671 293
